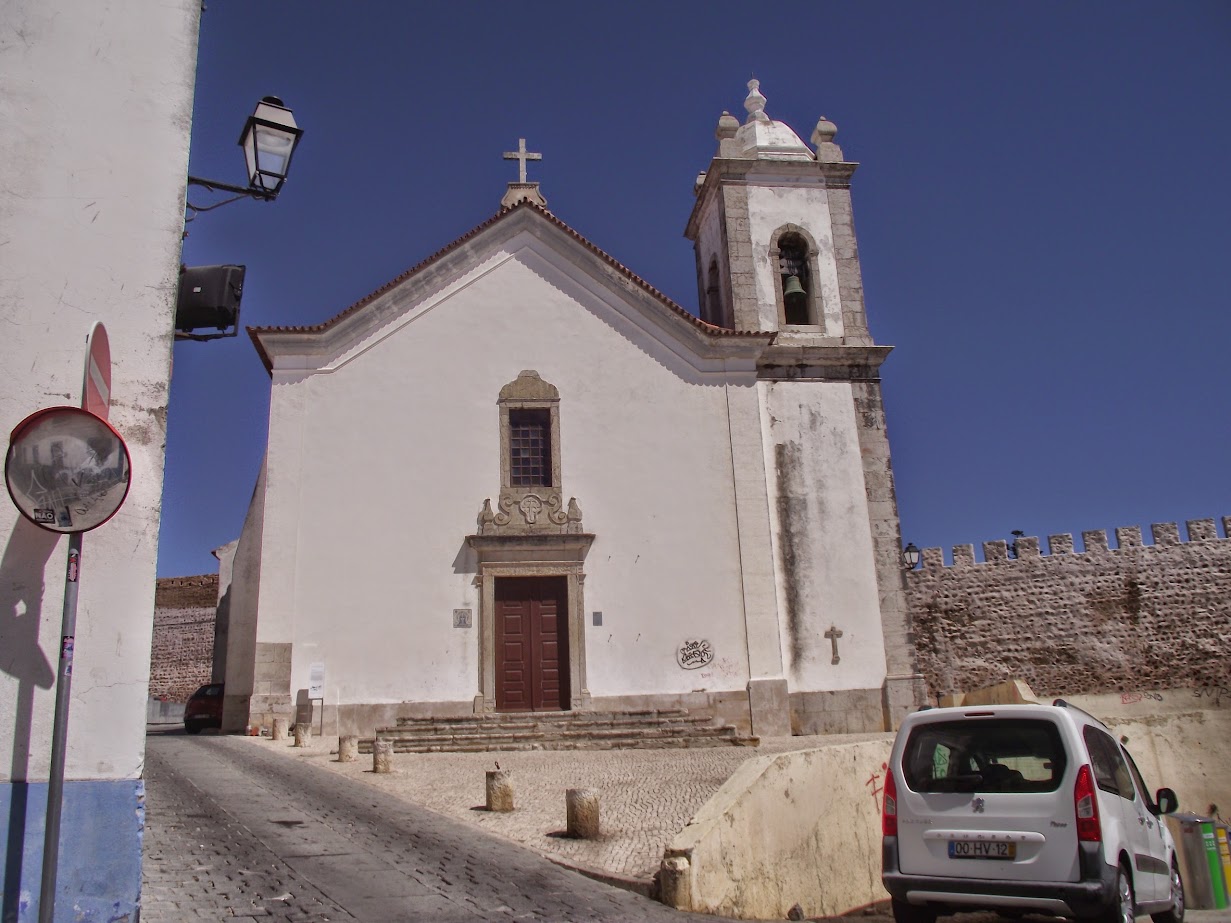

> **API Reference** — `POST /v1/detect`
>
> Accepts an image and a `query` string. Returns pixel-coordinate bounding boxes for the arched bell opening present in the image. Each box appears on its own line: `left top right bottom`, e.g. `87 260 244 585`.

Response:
778 232 812 326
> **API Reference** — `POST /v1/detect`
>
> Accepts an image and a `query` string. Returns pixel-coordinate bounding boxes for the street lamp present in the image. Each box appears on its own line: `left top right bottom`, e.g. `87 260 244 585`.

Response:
186 95 303 213
177 96 302 339
902 542 921 570
240 95 303 196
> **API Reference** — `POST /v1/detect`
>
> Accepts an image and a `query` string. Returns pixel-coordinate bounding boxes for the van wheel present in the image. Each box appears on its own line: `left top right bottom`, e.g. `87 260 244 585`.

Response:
891 899 937 923
1151 861 1184 923
1098 867 1134 923
184 723 201 735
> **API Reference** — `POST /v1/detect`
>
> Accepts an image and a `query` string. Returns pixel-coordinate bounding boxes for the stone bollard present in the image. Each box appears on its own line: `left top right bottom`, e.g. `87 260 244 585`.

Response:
293 722 312 748
486 770 514 812
565 788 600 839
373 738 394 774
338 735 358 763
272 717 289 741
659 855 692 911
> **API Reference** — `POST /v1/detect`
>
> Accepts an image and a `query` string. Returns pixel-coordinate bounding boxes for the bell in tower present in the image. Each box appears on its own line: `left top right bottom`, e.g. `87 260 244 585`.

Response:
684 80 871 346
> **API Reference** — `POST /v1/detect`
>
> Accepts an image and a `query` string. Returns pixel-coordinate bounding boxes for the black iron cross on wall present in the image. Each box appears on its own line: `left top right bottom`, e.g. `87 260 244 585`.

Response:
825 625 843 665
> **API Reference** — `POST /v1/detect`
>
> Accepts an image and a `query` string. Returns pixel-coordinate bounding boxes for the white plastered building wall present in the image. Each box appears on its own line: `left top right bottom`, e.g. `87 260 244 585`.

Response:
233 208 787 735
0 1 200 917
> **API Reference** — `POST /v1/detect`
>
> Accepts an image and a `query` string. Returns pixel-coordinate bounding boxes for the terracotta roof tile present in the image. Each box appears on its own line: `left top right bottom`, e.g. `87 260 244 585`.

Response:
247 201 763 371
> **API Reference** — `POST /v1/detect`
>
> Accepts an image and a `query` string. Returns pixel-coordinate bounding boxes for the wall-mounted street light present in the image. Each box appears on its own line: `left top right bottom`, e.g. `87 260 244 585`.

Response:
177 96 302 340
902 542 921 570
185 95 303 216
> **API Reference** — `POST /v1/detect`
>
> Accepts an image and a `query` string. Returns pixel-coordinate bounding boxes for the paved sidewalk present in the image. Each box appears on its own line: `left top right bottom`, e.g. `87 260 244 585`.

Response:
231 731 889 887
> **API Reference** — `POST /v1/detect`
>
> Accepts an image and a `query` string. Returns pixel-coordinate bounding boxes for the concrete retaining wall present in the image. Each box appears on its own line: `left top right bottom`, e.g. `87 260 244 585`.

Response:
662 692 1231 919
1064 690 1231 818
662 739 893 919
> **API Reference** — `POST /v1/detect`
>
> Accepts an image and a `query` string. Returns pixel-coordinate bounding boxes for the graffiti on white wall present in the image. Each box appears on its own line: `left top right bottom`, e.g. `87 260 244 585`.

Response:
677 639 714 670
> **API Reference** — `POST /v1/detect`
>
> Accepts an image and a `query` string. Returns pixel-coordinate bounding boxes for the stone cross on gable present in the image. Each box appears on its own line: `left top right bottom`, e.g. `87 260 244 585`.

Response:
825 625 843 665
503 138 541 184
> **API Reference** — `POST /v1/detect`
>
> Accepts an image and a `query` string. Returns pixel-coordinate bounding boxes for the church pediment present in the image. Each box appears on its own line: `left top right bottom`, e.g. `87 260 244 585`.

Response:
248 201 772 377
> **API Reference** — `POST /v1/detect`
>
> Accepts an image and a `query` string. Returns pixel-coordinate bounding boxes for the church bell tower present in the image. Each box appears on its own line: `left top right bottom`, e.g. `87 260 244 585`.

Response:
686 80 925 732
685 79 871 346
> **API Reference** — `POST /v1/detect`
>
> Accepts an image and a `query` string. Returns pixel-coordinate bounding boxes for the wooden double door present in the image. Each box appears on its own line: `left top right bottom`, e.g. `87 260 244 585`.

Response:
494 576 570 712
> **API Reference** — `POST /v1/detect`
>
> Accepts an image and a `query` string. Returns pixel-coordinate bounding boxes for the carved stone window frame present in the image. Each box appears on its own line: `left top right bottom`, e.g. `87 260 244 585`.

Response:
769 224 825 332
500 370 562 505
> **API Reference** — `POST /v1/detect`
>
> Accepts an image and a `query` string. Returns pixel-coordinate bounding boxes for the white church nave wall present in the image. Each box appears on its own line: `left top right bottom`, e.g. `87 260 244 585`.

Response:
256 251 764 716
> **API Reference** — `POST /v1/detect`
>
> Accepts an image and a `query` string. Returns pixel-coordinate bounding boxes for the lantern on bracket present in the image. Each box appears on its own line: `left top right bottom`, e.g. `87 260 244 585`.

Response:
239 96 303 197
186 95 304 211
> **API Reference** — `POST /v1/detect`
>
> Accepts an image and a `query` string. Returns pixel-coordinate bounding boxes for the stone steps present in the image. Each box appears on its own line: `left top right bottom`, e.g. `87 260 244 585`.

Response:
358 708 758 754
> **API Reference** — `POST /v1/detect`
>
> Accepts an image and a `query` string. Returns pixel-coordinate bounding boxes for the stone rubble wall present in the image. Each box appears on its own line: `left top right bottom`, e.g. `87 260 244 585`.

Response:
905 517 1231 699
150 574 218 703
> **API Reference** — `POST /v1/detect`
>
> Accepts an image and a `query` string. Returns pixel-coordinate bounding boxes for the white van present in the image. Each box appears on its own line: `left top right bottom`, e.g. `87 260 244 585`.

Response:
881 701 1184 923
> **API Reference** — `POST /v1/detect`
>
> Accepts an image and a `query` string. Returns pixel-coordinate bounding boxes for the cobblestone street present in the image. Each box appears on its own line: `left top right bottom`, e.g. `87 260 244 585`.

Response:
141 730 742 922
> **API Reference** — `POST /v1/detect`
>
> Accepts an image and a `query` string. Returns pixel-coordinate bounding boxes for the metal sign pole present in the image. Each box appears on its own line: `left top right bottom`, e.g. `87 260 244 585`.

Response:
38 533 82 923
36 322 111 923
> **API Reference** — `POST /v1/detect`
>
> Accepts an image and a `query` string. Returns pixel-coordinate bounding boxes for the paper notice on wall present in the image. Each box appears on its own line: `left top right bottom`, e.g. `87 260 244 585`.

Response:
309 662 325 699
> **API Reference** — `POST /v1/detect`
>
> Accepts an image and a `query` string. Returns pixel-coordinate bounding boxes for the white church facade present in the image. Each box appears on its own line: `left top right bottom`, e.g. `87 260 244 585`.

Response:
218 81 924 739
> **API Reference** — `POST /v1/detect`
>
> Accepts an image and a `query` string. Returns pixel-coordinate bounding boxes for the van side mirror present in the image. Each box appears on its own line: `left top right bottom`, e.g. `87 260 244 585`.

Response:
1155 787 1179 815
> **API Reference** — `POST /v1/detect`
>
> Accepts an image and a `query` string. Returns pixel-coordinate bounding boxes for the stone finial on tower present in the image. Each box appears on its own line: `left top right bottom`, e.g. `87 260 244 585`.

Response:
727 80 812 162
715 110 740 157
811 116 844 162
744 79 769 123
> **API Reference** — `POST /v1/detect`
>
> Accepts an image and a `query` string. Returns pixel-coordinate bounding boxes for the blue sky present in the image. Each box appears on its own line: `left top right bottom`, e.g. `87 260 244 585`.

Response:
159 0 1231 576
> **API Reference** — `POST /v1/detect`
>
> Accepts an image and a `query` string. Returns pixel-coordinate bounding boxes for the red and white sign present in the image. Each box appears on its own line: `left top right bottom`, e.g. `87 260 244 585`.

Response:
83 322 111 420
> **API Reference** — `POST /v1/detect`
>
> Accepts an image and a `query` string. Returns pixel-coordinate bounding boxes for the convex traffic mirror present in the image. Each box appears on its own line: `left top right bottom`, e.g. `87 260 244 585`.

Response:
5 406 131 533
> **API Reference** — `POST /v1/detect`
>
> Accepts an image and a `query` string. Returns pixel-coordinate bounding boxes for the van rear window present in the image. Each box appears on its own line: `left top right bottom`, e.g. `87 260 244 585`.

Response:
902 719 1067 793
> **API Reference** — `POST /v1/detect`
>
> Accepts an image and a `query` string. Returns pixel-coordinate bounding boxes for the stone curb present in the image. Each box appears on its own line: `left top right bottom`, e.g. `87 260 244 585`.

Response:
547 855 658 900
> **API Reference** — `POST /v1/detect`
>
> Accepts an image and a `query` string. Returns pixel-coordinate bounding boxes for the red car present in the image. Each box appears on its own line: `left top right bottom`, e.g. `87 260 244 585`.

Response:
184 683 223 734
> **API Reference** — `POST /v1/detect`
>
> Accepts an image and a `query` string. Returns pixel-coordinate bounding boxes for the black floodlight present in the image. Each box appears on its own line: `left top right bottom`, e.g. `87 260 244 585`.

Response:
175 265 246 341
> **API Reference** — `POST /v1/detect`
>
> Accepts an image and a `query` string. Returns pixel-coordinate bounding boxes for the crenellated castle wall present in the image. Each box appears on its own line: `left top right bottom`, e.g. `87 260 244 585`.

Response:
150 574 218 703
905 517 1231 699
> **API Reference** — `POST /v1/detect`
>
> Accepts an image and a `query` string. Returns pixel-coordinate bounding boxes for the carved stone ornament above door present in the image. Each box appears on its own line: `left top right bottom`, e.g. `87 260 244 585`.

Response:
477 493 585 535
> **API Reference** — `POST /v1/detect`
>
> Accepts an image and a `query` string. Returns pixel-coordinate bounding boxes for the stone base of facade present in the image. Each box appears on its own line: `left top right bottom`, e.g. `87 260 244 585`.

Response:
237 689 915 743
213 660 918 743
280 690 758 739
240 684 910 739
0 779 143 922
252 641 291 699
789 687 886 735
747 678 791 737
882 672 929 730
